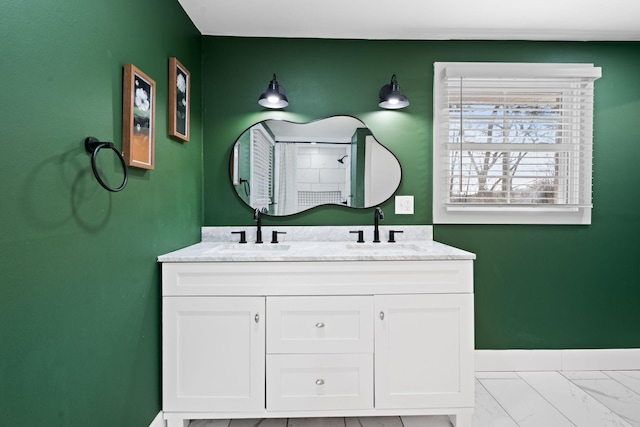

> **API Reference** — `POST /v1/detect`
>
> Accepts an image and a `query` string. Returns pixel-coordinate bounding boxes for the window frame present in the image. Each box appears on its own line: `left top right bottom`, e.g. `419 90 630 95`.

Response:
432 62 601 225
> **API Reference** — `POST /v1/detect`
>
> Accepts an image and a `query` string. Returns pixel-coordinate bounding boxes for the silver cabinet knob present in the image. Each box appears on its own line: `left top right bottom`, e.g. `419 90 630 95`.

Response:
316 379 325 385
315 322 325 328
380 311 385 320
255 313 260 323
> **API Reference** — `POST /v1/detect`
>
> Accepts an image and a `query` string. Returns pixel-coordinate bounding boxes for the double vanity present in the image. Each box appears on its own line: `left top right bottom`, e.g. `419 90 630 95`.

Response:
158 225 475 427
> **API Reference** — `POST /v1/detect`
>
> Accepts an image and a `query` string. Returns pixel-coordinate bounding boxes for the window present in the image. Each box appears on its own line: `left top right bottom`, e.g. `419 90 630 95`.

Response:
433 62 601 224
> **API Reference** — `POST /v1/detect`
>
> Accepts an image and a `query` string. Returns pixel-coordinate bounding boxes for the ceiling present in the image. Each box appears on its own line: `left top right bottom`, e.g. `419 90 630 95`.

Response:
178 0 640 41
266 117 362 143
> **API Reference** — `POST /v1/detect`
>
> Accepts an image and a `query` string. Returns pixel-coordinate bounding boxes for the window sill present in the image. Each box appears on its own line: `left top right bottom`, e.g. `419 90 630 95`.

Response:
435 205 591 225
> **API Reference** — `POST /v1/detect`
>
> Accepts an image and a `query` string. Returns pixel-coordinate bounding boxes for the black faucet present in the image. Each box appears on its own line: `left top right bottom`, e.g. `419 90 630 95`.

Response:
350 230 365 243
388 230 403 243
271 230 286 244
231 230 247 243
373 206 384 243
253 208 263 243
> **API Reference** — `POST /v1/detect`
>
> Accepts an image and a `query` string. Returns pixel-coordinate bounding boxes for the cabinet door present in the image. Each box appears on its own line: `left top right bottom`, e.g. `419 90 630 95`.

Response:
163 297 265 412
374 294 474 409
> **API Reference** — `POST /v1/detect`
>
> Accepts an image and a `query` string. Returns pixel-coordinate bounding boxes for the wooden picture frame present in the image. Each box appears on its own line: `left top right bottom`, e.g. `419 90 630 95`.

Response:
168 57 190 141
123 64 156 170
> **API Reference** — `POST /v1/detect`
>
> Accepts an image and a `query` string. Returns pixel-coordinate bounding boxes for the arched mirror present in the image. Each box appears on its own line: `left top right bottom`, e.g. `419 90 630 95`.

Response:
230 116 401 216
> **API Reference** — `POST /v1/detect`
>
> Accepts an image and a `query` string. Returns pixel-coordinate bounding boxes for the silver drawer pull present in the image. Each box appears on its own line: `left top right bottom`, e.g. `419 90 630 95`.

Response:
380 311 384 320
315 322 325 328
316 379 325 385
255 313 259 323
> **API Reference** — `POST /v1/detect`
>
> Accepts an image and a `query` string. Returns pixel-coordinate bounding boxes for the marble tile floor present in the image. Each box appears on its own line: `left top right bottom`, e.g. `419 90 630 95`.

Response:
189 370 640 427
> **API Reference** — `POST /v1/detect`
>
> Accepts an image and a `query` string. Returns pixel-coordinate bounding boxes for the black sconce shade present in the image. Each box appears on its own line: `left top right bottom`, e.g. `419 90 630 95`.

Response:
379 74 409 109
258 73 289 109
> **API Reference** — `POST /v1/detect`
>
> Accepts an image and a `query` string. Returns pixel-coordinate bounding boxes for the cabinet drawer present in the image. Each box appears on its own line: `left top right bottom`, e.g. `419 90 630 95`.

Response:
267 296 373 354
266 354 373 411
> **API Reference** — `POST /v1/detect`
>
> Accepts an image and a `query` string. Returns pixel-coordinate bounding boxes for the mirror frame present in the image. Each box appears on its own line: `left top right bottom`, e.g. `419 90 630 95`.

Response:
228 115 403 217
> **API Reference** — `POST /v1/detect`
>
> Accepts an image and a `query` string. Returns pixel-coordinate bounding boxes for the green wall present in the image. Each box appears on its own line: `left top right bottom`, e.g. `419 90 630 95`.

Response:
203 37 640 350
0 1 202 426
2 16 638 425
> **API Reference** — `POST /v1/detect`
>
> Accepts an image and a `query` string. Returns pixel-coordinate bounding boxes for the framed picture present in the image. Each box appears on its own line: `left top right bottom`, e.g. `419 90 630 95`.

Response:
168 57 190 141
123 64 156 170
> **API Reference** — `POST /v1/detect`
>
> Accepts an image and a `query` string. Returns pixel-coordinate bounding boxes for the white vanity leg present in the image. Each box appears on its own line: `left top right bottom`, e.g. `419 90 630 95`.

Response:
166 419 189 427
448 413 472 427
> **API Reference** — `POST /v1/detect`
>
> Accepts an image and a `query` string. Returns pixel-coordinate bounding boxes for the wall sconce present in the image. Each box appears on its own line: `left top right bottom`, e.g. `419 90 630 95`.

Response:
378 74 409 109
258 73 289 109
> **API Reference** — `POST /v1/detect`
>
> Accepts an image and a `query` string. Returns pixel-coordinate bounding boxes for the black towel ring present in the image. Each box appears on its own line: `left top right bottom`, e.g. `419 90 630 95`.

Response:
84 137 128 192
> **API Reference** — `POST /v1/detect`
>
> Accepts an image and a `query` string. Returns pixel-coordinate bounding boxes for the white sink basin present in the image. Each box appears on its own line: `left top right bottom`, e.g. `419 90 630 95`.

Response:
207 243 291 253
345 243 421 251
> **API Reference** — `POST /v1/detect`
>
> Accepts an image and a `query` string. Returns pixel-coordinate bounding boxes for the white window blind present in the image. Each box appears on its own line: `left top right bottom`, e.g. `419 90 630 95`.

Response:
433 62 601 225
250 125 274 211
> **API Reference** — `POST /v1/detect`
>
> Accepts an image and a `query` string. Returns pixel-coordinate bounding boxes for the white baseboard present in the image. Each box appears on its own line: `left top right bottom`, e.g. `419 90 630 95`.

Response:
149 411 164 427
476 348 640 371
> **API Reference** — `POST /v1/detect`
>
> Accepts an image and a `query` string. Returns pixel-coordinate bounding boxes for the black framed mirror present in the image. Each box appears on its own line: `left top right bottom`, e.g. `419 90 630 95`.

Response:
230 116 401 216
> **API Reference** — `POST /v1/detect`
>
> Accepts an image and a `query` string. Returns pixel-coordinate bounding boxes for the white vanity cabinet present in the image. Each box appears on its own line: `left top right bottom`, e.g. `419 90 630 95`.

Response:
374 294 474 410
162 296 265 412
161 258 474 427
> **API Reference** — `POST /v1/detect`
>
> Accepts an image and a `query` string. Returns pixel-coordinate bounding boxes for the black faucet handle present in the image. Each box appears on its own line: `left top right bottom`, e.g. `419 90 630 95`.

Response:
271 230 287 244
350 230 365 243
231 231 247 244
388 230 404 243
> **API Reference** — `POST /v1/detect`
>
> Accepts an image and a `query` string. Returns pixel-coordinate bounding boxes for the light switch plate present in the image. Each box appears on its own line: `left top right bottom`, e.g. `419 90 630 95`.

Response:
395 195 414 215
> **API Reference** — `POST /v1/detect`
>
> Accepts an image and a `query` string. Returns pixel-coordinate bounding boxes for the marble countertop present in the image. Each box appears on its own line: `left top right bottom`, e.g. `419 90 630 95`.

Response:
158 226 475 262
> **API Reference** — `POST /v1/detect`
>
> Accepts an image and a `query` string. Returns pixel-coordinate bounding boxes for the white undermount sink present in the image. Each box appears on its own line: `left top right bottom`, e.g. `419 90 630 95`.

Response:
345 243 421 251
207 243 291 253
